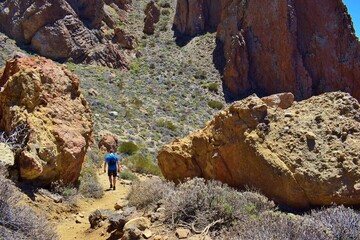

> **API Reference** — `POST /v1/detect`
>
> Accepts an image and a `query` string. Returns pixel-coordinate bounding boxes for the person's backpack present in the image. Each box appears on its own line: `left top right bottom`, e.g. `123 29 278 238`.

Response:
108 154 117 166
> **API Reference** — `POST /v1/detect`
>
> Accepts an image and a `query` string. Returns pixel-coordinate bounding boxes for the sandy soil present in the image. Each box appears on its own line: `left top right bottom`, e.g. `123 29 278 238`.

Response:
56 169 131 240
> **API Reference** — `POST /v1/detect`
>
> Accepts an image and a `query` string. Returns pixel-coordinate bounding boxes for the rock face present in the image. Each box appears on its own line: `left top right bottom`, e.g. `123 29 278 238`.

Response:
173 0 360 101
158 92 360 209
0 57 94 185
143 1 160 35
0 0 133 69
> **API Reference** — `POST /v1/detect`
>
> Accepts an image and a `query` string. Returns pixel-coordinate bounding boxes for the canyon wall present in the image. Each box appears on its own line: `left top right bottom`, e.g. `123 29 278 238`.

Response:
174 0 360 101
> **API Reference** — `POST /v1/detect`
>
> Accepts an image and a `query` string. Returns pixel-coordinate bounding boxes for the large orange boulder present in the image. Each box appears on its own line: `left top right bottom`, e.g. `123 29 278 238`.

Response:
158 92 360 209
0 57 94 186
173 0 360 101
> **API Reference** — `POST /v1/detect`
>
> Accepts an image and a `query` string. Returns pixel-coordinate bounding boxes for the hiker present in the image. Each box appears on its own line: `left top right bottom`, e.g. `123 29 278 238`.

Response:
104 149 120 190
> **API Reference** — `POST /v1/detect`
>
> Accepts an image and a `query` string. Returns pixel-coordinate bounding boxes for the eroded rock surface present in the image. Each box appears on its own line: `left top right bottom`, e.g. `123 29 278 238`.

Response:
143 0 160 35
158 92 360 208
0 0 132 69
173 0 360 101
0 57 93 185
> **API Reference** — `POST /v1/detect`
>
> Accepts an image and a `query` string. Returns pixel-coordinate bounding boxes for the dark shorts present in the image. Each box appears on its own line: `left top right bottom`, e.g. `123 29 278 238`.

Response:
108 170 117 177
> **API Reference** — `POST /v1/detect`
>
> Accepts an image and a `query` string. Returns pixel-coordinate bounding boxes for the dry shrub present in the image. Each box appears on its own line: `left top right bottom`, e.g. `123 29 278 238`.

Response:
0 175 58 240
127 178 174 209
79 162 104 199
311 206 360 239
163 178 275 232
216 211 330 240
216 206 360 239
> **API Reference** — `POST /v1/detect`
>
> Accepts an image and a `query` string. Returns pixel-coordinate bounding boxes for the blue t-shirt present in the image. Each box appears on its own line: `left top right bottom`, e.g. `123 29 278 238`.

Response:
105 153 119 171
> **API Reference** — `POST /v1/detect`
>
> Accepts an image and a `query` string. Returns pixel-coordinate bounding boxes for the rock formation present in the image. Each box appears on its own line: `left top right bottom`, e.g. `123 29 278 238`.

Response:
173 0 360 101
0 57 94 185
143 1 160 35
0 0 133 69
158 92 360 209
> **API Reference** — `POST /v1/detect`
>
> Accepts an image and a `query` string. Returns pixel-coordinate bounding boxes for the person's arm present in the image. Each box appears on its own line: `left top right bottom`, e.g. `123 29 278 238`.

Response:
117 160 121 173
104 161 107 173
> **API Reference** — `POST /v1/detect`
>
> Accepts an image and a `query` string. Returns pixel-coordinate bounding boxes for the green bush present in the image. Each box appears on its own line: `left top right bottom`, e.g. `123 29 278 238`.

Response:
159 1 171 8
207 83 219 93
119 142 139 155
118 170 138 181
156 119 177 131
208 100 224 110
123 152 162 176
0 175 58 240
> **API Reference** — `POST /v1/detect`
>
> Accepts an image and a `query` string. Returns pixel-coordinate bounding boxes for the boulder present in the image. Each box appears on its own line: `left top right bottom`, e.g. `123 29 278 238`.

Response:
124 217 151 231
0 0 131 69
261 93 295 110
0 57 93 186
173 0 360 101
98 131 119 152
143 1 160 35
158 92 360 209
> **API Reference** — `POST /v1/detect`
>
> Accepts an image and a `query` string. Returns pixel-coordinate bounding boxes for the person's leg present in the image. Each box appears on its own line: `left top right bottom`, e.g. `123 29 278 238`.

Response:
108 175 113 188
113 175 116 190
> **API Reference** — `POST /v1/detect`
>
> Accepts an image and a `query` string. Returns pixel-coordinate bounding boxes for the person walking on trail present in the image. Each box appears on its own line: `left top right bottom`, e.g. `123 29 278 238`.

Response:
104 150 120 190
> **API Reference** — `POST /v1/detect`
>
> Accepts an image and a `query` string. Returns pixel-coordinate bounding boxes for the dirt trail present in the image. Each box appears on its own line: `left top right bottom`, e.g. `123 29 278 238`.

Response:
56 169 131 240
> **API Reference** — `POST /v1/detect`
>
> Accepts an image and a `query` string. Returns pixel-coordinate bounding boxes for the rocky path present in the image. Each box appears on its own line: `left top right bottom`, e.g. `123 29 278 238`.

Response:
56 170 131 240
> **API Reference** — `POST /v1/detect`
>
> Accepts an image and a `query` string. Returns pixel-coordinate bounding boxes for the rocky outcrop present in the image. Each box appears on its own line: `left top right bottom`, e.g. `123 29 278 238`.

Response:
143 1 160 35
0 0 133 69
158 92 360 209
173 0 360 101
0 57 94 185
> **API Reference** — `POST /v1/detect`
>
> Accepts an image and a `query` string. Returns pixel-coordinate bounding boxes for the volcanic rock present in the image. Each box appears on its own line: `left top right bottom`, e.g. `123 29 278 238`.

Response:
0 57 93 185
143 1 160 35
0 0 132 69
158 92 360 209
173 0 360 101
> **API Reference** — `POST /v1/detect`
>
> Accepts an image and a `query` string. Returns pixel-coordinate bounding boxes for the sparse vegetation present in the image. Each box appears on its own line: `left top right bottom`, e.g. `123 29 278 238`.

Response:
79 161 104 199
0 175 58 240
127 177 360 238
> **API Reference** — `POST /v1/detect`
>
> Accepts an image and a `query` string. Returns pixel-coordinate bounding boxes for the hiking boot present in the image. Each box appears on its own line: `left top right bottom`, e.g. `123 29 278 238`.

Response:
113 186 116 190
110 184 113 189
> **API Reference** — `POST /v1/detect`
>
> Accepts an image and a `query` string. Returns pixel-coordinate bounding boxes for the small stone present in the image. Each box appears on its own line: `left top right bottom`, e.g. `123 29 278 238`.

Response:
153 235 162 240
114 199 129 210
78 213 84 218
306 132 316 140
175 228 190 239
143 228 153 239
124 217 151 231
354 183 360 191
88 88 99 96
75 216 82 224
